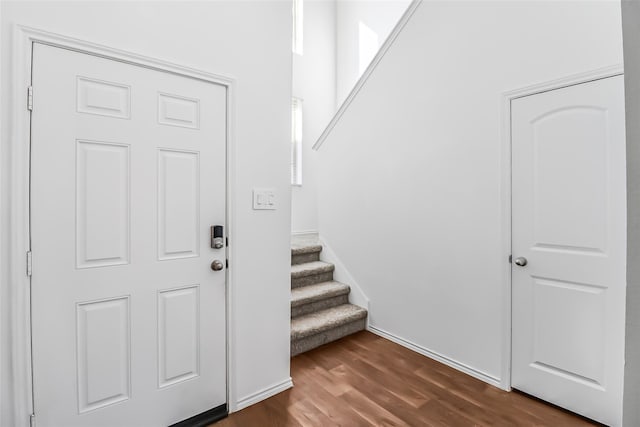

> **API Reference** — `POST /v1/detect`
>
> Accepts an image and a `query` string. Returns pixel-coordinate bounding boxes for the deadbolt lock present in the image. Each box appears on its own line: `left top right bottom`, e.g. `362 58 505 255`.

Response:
211 225 224 249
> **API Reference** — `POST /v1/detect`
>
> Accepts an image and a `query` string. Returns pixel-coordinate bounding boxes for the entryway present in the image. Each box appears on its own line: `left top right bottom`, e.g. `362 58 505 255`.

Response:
510 74 626 426
219 331 598 426
30 42 228 426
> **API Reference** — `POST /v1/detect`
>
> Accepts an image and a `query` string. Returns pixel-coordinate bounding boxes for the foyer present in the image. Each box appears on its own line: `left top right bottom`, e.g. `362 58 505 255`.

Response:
218 332 598 427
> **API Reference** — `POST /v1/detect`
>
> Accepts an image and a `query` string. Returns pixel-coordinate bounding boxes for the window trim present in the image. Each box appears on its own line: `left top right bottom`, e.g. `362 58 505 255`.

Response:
292 0 303 55
291 97 303 186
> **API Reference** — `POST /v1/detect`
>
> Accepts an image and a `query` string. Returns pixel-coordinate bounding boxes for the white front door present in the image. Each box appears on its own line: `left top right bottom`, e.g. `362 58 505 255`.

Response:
30 43 227 427
511 75 626 426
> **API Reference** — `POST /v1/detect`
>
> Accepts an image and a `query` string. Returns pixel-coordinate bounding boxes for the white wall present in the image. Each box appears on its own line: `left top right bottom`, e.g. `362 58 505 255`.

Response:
336 0 411 106
0 1 292 424
318 0 623 383
291 0 411 233
623 1 640 425
291 0 336 233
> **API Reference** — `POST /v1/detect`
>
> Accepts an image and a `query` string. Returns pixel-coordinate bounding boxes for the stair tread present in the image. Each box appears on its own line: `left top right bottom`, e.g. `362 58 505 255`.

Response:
290 261 334 278
291 244 323 256
291 304 367 340
291 281 350 307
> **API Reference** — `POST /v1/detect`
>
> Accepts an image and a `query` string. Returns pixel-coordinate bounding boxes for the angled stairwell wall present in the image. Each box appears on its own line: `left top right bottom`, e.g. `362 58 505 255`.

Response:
318 237 369 314
316 1 624 386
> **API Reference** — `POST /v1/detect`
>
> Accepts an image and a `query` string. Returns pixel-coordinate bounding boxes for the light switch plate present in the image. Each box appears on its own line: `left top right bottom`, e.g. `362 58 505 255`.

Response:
253 188 276 210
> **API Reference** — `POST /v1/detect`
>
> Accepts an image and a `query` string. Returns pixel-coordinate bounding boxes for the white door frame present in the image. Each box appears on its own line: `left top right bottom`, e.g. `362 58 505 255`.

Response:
499 64 624 391
7 25 237 427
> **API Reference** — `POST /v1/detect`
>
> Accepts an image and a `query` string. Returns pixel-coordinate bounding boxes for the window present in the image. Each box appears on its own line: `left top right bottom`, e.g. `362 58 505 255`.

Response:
358 21 379 76
292 0 303 55
291 98 303 186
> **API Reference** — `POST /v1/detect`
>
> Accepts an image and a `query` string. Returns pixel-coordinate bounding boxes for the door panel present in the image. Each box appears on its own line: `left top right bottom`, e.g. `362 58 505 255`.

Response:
76 76 131 119
531 107 608 253
158 286 200 388
31 43 227 427
511 75 626 426
76 140 131 268
531 278 606 385
158 149 200 260
76 296 131 414
158 93 200 129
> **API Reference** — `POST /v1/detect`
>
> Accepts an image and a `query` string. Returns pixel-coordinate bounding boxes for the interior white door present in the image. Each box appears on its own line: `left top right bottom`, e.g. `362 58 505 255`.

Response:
30 43 227 427
511 75 626 426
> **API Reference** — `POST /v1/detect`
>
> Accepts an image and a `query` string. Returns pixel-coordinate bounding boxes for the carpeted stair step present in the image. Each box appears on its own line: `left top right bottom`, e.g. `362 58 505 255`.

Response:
291 243 322 265
291 281 350 318
291 261 335 288
290 304 367 356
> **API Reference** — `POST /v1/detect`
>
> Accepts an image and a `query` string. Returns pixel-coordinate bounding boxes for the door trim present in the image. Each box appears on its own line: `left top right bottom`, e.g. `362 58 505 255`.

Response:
7 25 237 427
499 64 624 392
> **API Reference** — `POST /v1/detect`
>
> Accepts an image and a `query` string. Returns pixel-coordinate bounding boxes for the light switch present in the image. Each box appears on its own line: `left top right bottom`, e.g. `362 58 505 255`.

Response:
253 189 277 210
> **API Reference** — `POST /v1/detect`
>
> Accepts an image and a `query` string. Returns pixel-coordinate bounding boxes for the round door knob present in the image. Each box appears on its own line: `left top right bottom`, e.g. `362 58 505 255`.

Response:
211 260 224 271
514 257 528 267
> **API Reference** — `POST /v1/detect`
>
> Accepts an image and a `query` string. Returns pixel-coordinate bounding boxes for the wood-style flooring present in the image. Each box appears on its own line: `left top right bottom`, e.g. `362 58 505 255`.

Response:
215 331 598 427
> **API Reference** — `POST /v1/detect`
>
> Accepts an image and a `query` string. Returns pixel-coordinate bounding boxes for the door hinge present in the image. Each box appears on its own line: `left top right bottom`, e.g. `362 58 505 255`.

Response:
508 254 512 264
226 237 229 247
27 86 33 111
30 413 36 427
26 251 32 277
226 259 229 269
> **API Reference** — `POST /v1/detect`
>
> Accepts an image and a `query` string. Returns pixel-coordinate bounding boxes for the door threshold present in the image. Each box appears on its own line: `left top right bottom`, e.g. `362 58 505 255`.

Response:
168 404 228 427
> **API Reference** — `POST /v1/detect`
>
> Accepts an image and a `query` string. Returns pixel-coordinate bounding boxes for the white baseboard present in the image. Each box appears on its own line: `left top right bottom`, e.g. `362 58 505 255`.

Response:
291 230 319 238
233 377 294 412
367 325 503 389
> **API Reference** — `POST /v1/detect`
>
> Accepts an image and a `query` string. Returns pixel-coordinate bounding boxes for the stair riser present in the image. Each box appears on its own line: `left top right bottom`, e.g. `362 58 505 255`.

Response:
291 251 320 265
291 271 334 288
291 318 366 357
291 294 349 319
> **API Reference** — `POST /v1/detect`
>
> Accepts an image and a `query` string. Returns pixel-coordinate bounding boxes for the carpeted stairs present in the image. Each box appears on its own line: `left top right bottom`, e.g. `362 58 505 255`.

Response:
290 237 367 356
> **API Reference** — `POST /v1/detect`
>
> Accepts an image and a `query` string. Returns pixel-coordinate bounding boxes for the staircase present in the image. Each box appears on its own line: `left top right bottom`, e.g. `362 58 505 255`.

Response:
290 237 367 356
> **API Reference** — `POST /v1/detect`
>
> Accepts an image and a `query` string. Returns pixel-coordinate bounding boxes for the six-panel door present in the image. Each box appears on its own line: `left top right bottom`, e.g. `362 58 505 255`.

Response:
30 43 227 427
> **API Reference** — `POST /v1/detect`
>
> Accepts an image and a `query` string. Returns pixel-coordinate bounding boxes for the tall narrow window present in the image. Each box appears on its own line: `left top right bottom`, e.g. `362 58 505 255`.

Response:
291 98 303 186
292 0 303 55
358 21 379 76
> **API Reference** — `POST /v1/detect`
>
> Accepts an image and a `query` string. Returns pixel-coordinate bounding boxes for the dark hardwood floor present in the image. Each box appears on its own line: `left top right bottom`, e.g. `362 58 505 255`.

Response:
215 331 597 427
